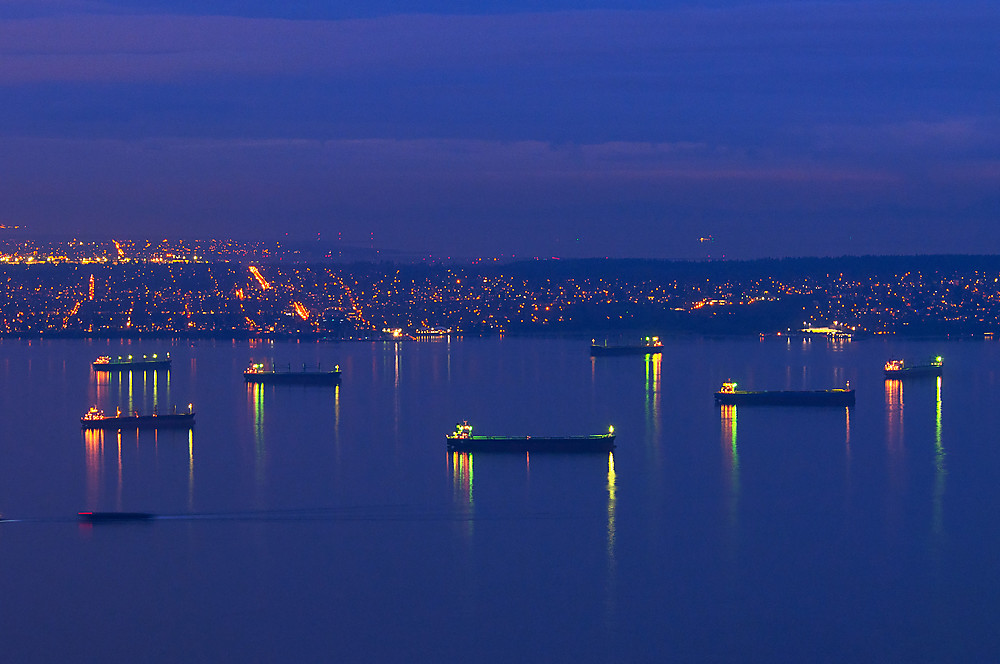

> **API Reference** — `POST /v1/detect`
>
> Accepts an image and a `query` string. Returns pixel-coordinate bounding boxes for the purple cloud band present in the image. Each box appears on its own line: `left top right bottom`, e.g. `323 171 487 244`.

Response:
0 3 997 83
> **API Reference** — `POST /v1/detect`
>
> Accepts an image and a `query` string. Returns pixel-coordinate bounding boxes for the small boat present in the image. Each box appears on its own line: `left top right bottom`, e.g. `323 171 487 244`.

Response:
590 336 664 356
714 381 855 407
884 356 943 378
93 353 171 372
78 512 156 523
446 421 616 452
81 405 195 430
243 363 342 385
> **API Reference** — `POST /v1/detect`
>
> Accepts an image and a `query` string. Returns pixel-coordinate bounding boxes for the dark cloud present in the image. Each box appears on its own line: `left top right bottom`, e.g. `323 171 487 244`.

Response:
0 2 997 257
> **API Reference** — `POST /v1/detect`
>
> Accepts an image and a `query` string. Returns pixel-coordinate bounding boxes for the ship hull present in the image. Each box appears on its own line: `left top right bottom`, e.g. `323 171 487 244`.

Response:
884 366 942 378
447 434 615 453
715 390 855 407
78 512 156 523
93 360 171 372
244 372 341 385
590 345 663 356
81 413 195 430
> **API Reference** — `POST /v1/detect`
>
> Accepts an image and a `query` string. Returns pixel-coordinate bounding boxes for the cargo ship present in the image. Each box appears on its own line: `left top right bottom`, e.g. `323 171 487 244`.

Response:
714 381 855 407
243 363 342 385
590 336 664 356
884 356 943 378
446 421 616 452
78 512 156 523
93 353 171 372
81 405 195 430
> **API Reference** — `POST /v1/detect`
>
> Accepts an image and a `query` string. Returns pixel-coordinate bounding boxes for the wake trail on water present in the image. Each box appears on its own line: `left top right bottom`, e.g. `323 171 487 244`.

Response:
1 506 576 525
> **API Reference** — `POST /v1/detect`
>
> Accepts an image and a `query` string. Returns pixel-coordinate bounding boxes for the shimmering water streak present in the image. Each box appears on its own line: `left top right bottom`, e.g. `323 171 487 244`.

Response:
250 382 266 487
607 451 616 564
188 429 195 511
720 404 739 529
606 450 618 630
450 451 474 539
85 428 103 509
934 376 947 539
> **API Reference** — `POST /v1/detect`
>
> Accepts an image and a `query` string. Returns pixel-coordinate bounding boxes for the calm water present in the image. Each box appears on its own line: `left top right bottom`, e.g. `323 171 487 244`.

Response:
1 336 1000 662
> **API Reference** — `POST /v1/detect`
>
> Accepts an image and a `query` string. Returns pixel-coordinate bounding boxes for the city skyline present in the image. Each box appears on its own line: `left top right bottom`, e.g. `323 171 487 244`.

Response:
3 241 999 337
1 1 998 259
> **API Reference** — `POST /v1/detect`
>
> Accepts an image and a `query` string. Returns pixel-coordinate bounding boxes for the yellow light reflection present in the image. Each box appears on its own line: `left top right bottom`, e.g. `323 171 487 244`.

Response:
188 429 195 510
644 353 662 431
450 451 474 502
116 431 123 510
250 382 266 487
606 450 618 625
394 342 401 389
884 378 904 453
84 428 104 509
393 344 401 439
606 451 617 563
883 378 905 526
720 404 739 529
334 383 340 436
845 406 851 456
450 451 475 539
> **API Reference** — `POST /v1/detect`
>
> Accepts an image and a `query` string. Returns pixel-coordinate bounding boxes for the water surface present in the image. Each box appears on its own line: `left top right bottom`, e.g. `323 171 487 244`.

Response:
1 336 998 662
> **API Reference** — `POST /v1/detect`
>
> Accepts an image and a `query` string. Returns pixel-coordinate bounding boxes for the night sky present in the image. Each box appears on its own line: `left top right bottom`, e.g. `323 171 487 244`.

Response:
1 0 998 259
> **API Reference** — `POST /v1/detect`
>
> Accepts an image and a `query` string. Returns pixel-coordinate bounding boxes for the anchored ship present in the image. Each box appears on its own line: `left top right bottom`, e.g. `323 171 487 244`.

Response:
78 512 156 523
81 405 195 430
590 336 664 356
446 421 616 452
884 356 943 378
714 381 855 407
243 363 342 385
93 353 171 372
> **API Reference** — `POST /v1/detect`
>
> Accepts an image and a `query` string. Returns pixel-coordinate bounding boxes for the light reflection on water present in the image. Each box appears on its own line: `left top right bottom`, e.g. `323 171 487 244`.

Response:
450 450 474 541
934 375 947 541
1 337 995 662
720 404 739 532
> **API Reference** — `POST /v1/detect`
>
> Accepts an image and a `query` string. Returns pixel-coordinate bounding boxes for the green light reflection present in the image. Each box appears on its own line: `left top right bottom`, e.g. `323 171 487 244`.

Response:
451 451 474 540
644 353 662 430
251 382 266 488
933 376 946 539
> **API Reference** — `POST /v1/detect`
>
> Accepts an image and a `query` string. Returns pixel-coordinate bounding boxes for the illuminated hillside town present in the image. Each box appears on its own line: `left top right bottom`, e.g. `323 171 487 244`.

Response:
2 238 1000 338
